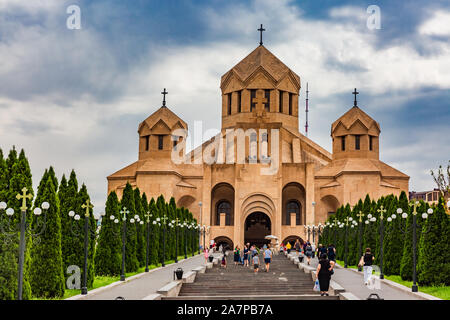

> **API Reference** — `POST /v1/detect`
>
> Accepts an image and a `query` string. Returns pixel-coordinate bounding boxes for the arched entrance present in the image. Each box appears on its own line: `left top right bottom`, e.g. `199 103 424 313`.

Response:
282 235 304 247
244 212 271 248
214 236 234 251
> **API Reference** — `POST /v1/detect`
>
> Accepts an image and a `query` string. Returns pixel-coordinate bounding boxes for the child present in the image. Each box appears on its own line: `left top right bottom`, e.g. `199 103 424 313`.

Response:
221 254 227 268
252 253 260 274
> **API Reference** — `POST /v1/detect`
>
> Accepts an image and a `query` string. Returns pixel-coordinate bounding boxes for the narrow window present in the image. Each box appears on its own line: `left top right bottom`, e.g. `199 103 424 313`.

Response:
227 93 232 115
237 90 242 113
250 89 256 111
289 93 293 115
264 89 270 111
341 136 346 151
145 136 149 151
172 135 179 148
158 135 164 150
355 135 361 150
279 90 283 113
369 136 373 151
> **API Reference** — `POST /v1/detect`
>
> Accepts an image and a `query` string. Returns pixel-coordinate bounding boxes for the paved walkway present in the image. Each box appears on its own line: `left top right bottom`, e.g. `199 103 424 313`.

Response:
302 255 421 300
77 254 217 300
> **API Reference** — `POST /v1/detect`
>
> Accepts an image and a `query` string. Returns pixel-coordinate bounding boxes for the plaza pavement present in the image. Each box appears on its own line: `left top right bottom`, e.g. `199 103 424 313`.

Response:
71 253 218 300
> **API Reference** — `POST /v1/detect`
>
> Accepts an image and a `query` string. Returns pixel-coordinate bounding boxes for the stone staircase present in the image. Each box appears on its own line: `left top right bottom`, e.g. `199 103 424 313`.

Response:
162 252 339 300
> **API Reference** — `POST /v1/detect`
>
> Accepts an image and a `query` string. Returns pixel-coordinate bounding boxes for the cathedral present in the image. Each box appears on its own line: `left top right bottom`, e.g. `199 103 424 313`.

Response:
107 40 409 248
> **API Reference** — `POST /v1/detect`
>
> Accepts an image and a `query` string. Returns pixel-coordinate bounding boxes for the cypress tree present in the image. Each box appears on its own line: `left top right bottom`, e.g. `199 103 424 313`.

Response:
383 196 405 275
29 175 65 298
2 148 33 299
149 198 160 266
417 198 450 286
156 195 166 264
94 191 122 276
121 183 139 272
133 188 146 267
59 170 80 283
363 200 377 255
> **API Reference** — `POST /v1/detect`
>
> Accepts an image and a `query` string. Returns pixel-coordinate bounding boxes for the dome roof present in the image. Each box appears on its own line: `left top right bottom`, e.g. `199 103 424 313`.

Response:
331 106 380 135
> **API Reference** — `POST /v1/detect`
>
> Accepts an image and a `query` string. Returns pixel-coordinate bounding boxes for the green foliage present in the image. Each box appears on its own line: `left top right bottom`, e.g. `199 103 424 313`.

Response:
94 191 122 276
29 175 65 298
384 196 405 276
133 188 146 267
417 198 450 286
121 183 139 273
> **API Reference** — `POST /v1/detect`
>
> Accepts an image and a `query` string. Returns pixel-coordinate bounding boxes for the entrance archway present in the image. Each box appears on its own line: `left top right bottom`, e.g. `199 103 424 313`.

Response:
244 212 271 248
214 236 233 251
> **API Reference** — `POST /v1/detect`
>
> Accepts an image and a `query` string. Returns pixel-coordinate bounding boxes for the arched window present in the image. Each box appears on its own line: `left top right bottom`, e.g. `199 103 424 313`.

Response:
217 201 231 225
249 132 257 162
286 200 301 225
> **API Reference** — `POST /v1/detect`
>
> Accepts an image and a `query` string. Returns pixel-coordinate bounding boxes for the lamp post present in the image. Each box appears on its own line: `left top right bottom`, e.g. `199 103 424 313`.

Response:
111 207 138 281
304 225 312 242
198 202 202 252
396 201 433 292
172 218 181 263
356 211 365 272
376 205 387 279
160 214 169 267
68 199 99 295
144 211 152 272
191 223 197 256
183 222 188 259
0 189 49 300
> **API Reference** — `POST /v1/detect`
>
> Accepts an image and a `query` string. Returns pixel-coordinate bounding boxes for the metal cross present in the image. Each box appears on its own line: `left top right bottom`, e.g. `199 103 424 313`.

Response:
81 199 93 217
145 211 152 223
16 187 33 211
258 24 265 45
353 88 359 107
161 88 168 107
120 207 130 221
357 210 364 223
252 90 268 116
409 200 420 216
161 215 169 225
377 205 387 220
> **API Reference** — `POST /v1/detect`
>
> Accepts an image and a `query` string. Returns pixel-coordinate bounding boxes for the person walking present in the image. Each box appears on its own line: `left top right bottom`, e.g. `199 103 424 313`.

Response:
327 244 336 262
286 241 292 254
246 243 251 266
221 254 227 269
253 252 260 274
204 248 209 264
294 239 301 255
311 242 316 259
318 244 327 258
243 245 250 267
233 246 240 266
264 244 272 272
359 248 375 285
305 242 313 265
315 253 335 296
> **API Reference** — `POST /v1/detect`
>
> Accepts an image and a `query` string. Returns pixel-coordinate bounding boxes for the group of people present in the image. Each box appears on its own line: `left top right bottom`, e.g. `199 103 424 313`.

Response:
230 243 273 274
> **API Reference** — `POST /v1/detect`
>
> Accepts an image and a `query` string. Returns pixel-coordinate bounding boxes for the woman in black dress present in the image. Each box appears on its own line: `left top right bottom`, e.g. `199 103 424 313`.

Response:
315 253 335 296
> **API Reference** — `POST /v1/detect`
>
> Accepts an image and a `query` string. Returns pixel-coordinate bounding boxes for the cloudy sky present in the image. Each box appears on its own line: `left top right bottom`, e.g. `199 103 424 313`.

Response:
0 0 449 214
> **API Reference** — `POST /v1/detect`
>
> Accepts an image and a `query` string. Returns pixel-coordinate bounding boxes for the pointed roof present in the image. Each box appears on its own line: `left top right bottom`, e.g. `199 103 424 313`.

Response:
221 45 300 88
331 106 380 134
138 106 187 133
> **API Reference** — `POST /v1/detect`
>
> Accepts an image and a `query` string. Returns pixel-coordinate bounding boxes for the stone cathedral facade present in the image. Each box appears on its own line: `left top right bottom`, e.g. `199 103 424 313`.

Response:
107 44 409 248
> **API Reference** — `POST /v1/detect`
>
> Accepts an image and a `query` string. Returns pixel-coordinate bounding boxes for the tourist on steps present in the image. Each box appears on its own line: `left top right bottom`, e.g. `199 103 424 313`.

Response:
253 252 260 273
264 244 272 272
305 242 313 265
234 246 240 266
294 239 301 255
221 254 227 269
359 248 375 285
204 248 209 264
315 253 335 296
247 243 252 266
243 245 249 267
286 241 292 254
327 244 336 262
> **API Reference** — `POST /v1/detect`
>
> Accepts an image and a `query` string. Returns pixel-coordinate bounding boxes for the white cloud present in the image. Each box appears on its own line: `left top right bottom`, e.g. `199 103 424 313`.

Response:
419 10 450 36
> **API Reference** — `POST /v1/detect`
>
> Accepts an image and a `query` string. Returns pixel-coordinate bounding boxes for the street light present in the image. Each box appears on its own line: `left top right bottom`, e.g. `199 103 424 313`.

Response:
304 224 312 242
191 223 197 256
0 188 49 300
111 207 136 281
396 201 433 292
68 199 99 295
160 214 169 267
198 202 202 252
356 211 365 272
376 205 388 279
144 211 153 272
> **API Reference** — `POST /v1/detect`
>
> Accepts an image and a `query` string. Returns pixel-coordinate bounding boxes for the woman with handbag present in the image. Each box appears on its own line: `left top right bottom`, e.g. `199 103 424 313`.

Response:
315 253 335 296
359 248 375 285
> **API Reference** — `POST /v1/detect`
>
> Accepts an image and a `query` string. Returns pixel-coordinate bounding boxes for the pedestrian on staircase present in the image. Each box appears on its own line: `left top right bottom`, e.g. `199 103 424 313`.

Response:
286 241 292 254
221 254 227 269
327 244 336 262
243 245 249 267
305 242 313 265
247 243 252 266
234 246 240 266
204 248 209 264
264 244 272 272
315 253 335 296
294 239 301 255
253 252 260 273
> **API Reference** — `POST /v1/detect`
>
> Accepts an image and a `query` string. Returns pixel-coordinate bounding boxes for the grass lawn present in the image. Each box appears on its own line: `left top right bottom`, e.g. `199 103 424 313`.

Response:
33 254 192 300
335 260 449 300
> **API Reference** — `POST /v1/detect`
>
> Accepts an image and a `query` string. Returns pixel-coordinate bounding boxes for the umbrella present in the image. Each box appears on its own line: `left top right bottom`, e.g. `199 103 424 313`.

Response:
265 235 278 240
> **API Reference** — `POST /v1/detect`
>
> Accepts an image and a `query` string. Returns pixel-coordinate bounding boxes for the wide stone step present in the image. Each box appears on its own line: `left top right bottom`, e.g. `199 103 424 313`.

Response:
163 295 339 300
